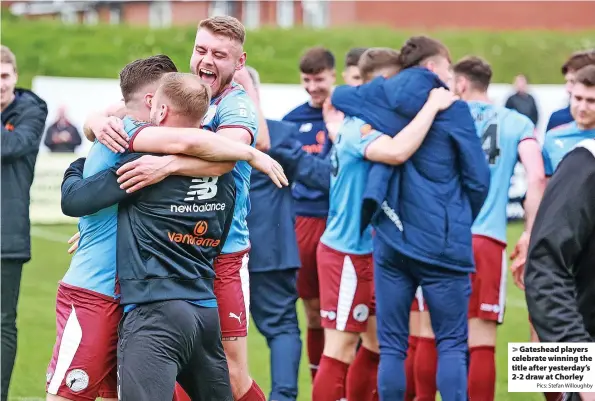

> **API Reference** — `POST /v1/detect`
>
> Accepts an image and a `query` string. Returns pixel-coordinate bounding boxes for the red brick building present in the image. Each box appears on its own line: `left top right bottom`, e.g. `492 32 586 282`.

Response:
5 0 595 30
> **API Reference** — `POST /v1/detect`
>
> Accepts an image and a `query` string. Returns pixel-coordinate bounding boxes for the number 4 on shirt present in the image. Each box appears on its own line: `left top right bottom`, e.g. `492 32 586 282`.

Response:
482 124 501 165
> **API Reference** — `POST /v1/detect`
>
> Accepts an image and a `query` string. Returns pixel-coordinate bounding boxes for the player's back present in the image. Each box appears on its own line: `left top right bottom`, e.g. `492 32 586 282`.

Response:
320 117 377 254
469 101 534 243
201 83 258 255
116 165 236 305
542 121 595 176
62 118 139 298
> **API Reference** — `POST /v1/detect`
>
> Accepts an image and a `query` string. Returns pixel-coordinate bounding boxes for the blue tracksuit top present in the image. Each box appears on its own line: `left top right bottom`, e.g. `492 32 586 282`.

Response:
331 67 490 272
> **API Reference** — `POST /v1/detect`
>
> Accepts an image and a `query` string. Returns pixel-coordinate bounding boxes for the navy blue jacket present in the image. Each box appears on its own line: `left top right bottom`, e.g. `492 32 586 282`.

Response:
1 89 48 262
332 67 490 272
282 102 332 218
248 119 331 273
546 106 573 132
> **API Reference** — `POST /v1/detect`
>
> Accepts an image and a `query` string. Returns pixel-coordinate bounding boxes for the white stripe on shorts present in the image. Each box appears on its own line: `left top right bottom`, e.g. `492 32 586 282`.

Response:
47 305 83 394
497 249 507 323
240 253 250 330
415 287 425 312
335 256 358 331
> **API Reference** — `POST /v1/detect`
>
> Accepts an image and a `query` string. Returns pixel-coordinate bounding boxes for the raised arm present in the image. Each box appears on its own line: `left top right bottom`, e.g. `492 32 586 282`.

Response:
233 68 270 151
364 88 457 165
130 126 255 162
125 127 286 189
115 154 235 194
271 130 331 192
83 100 128 152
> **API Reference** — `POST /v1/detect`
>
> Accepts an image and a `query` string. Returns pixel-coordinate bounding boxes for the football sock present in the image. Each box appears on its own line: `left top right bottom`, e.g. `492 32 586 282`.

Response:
172 383 190 401
237 380 266 401
405 335 419 401
312 355 349 401
544 393 564 401
347 346 380 401
414 337 438 401
468 346 496 401
308 328 325 381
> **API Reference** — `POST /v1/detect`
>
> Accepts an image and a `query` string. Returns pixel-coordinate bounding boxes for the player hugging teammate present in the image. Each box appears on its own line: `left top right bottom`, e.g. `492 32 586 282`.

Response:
45 15 595 400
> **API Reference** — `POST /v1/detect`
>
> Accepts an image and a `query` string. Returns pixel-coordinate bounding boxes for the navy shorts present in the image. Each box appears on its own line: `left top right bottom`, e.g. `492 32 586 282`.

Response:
117 300 233 401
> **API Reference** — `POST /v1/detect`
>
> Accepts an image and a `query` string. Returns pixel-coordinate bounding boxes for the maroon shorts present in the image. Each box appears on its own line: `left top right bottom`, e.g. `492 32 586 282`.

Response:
46 283 121 401
214 250 250 337
410 287 428 312
317 242 374 333
295 216 327 300
469 235 507 323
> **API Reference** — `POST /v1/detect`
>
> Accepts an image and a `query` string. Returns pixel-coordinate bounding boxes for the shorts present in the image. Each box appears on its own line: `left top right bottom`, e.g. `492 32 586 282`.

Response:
468 235 507 323
410 287 428 312
295 216 326 300
118 300 233 401
214 250 250 337
46 282 121 401
317 242 374 333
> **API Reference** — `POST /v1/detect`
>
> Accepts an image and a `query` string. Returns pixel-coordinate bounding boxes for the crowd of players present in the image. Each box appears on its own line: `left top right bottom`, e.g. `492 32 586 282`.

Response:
1 13 594 401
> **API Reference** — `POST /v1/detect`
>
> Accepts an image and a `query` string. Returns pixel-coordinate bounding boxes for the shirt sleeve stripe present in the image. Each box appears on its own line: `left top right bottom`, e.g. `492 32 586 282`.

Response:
217 125 255 146
127 125 151 153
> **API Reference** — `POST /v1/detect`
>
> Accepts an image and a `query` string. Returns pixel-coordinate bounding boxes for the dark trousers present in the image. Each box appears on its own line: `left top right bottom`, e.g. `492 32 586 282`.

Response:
1 260 24 401
118 300 233 401
250 269 302 401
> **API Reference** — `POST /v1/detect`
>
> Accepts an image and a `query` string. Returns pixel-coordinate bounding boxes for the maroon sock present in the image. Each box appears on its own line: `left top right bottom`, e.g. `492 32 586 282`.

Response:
544 393 564 401
172 383 191 401
414 337 438 401
346 346 380 401
308 328 325 381
405 336 419 401
312 355 349 401
468 346 496 401
237 380 266 401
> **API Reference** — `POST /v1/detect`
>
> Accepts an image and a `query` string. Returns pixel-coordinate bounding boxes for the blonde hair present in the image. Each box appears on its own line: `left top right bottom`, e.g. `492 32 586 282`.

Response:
199 16 246 45
157 73 212 125
358 47 401 82
1 45 17 72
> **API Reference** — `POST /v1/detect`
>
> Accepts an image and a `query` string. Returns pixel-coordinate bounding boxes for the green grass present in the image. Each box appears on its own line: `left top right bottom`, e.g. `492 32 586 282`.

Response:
10 223 540 401
1 15 594 88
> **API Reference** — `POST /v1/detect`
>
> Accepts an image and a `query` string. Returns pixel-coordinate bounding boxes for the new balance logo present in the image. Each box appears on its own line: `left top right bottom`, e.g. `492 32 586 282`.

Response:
184 177 218 201
229 312 242 324
171 203 226 213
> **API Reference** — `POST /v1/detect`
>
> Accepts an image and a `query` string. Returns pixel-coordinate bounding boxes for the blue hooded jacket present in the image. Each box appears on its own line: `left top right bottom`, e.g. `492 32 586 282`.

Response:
248 119 331 273
331 67 490 272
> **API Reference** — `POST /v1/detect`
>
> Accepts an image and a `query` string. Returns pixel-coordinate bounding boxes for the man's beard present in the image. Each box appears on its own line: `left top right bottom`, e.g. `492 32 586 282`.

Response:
215 72 234 97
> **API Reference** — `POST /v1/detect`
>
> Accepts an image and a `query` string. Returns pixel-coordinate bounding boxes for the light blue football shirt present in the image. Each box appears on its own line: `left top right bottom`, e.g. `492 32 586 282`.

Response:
61 117 142 298
468 101 535 243
542 121 595 176
320 117 383 254
201 83 258 254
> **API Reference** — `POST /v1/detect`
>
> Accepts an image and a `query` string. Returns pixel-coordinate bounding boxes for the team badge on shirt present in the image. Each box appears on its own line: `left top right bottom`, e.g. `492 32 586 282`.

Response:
360 124 373 138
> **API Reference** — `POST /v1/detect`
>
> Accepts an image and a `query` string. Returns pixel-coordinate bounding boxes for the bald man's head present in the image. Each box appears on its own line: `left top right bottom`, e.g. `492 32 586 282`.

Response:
150 72 212 127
